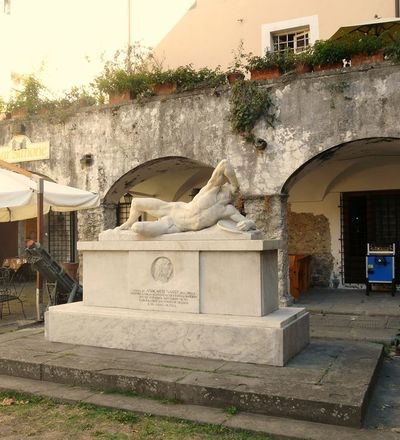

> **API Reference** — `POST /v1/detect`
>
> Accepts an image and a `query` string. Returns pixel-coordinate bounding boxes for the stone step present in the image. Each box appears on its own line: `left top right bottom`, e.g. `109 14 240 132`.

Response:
0 327 383 428
0 374 398 440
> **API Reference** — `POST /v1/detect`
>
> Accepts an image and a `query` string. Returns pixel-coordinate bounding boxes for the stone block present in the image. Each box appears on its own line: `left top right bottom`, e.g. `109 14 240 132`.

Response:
45 303 309 366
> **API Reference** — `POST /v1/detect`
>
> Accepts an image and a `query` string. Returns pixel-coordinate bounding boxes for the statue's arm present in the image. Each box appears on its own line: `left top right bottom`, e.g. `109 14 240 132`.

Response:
227 206 257 231
197 160 239 197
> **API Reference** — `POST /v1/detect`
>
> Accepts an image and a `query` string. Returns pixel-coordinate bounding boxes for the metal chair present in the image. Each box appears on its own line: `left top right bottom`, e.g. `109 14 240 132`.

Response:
0 267 26 319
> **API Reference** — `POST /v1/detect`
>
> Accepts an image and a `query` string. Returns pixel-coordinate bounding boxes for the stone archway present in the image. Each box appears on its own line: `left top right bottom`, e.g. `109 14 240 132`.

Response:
282 137 400 290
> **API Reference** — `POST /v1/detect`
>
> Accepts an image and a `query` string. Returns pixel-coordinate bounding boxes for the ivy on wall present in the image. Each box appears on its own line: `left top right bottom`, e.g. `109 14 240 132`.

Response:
228 80 275 144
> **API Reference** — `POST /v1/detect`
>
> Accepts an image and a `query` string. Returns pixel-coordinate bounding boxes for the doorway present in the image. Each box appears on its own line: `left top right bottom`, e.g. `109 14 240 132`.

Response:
342 191 400 284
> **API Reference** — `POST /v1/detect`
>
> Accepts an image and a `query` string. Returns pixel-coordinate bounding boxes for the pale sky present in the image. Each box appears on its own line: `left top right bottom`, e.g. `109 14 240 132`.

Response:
0 0 194 99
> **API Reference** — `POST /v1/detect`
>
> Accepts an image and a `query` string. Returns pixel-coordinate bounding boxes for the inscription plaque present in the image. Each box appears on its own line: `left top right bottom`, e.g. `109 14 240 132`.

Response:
128 250 200 313
131 288 196 308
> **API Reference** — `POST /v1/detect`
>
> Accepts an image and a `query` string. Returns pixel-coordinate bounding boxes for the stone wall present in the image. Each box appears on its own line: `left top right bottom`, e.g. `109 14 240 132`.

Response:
1 64 399 203
288 210 333 287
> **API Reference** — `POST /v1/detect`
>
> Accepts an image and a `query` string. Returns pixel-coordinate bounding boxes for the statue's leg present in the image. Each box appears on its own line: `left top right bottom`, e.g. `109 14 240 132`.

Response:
132 217 179 237
116 198 172 230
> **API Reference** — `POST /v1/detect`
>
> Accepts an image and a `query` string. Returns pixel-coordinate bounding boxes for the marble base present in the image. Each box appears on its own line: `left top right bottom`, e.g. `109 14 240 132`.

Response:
45 303 309 366
78 239 281 317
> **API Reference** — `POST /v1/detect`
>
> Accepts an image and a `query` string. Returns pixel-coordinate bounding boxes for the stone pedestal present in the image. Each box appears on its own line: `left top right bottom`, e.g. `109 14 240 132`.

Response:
45 226 309 366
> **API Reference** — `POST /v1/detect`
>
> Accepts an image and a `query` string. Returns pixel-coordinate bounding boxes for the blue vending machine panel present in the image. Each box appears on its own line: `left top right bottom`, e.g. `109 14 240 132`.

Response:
367 255 394 282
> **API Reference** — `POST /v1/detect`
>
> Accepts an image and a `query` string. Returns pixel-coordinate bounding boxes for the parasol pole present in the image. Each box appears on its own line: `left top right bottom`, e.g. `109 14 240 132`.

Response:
35 176 44 321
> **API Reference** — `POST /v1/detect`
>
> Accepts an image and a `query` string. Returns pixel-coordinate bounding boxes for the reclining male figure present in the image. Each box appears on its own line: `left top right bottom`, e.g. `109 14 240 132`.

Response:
117 159 256 237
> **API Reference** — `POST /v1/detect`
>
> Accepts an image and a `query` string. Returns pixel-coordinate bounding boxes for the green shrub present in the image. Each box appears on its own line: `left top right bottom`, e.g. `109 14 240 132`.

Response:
313 39 354 66
149 65 226 91
294 47 314 67
351 34 384 55
6 75 46 114
246 50 295 73
384 34 400 61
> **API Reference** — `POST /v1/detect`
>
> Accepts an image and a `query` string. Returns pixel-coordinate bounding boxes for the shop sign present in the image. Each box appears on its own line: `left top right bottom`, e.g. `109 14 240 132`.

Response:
0 135 50 163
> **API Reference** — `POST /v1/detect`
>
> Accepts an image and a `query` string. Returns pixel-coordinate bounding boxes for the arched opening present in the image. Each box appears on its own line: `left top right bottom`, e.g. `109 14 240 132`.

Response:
104 156 214 227
283 137 400 289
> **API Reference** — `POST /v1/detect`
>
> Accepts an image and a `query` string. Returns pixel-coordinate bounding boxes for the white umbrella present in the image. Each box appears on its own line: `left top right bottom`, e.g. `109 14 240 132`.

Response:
0 159 100 321
0 167 100 221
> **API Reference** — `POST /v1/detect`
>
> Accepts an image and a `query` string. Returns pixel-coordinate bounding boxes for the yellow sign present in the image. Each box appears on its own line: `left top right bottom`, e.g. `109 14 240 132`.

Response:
0 135 50 163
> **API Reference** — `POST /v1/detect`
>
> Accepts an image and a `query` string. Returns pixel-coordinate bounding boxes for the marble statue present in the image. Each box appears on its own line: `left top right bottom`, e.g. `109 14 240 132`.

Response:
116 159 256 236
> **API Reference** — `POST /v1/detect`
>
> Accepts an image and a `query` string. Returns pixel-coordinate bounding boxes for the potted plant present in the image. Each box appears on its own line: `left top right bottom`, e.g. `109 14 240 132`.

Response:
226 40 246 85
246 51 285 80
94 69 148 104
313 39 354 71
179 66 226 91
350 35 384 66
94 45 154 104
6 75 45 119
150 65 226 95
294 48 314 74
149 69 178 96
385 35 400 62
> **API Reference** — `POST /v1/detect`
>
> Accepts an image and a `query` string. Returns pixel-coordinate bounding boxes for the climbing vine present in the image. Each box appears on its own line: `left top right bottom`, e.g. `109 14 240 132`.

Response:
228 79 275 144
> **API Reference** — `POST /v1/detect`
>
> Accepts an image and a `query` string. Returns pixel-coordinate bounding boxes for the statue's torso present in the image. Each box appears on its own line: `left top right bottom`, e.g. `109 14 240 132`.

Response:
168 185 233 231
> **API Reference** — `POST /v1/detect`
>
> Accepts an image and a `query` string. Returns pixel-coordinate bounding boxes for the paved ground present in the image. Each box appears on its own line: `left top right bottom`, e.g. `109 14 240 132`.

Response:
297 288 400 317
296 288 400 343
366 354 400 432
0 282 40 334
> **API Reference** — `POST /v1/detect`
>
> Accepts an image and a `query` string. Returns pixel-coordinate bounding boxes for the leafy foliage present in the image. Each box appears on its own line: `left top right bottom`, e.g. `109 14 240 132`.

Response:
384 34 400 61
149 65 226 91
6 75 47 114
350 34 384 55
313 39 354 66
293 47 314 67
246 50 295 73
228 79 275 143
227 39 247 74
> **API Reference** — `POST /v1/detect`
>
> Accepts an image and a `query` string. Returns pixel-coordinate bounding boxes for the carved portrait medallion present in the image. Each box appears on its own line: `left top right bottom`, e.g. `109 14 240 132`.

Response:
151 257 174 283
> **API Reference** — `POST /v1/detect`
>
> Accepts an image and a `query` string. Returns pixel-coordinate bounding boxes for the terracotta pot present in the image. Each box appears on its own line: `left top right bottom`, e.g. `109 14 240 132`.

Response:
108 91 132 105
351 52 384 66
152 82 177 96
250 68 280 81
62 262 79 281
11 108 27 119
313 63 343 72
37 107 48 116
226 72 245 85
295 64 313 75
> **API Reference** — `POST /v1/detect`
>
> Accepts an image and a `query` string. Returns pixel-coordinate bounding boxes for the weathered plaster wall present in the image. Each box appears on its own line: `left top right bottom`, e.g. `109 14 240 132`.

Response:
1 64 399 202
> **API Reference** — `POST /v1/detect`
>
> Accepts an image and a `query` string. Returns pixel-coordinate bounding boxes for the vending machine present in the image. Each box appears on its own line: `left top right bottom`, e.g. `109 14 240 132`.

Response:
366 243 396 296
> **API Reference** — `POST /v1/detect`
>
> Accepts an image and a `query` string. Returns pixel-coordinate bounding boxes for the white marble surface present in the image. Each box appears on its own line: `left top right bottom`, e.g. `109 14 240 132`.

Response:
78 239 283 252
200 251 278 316
82 246 279 316
115 160 257 237
100 221 263 241
45 304 309 366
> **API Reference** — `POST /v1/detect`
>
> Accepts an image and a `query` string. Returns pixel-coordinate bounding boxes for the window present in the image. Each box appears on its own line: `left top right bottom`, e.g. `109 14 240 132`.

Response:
272 28 309 53
262 15 319 54
48 211 77 263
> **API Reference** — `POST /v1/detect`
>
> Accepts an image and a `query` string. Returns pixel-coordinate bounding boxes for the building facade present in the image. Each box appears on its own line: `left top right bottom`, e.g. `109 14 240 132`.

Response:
154 0 398 69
